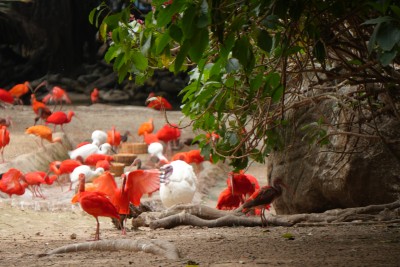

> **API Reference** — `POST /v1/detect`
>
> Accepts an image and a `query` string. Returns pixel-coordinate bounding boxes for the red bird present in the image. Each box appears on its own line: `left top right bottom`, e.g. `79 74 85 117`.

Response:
0 168 27 197
42 86 72 108
0 89 15 104
138 118 154 138
84 154 113 167
91 88 99 104
46 110 76 131
0 125 10 163
216 187 242 210
31 94 52 125
156 123 181 156
9 81 31 104
107 126 122 149
25 125 63 148
241 178 287 226
146 92 173 110
227 171 258 202
24 171 57 198
73 173 121 241
143 132 159 145
49 159 82 190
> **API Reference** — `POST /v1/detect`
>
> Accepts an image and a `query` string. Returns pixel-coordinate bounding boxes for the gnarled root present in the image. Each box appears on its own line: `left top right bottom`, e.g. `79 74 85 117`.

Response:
38 238 180 260
147 200 400 229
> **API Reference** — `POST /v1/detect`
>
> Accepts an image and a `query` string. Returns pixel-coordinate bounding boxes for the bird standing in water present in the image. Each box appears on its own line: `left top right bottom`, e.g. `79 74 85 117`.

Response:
240 178 287 226
73 173 121 240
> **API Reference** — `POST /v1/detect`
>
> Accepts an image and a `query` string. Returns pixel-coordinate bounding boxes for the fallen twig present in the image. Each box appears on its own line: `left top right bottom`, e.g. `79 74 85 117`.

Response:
147 200 400 229
38 238 180 260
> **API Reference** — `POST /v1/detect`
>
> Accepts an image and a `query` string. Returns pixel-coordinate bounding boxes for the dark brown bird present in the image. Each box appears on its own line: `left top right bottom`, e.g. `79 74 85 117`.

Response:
240 178 287 226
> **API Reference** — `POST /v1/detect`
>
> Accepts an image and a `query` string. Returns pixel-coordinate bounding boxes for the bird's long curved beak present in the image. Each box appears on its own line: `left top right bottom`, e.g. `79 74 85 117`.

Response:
145 96 158 105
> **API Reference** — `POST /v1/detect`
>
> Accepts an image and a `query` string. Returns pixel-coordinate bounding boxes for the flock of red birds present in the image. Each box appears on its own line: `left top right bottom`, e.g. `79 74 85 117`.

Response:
0 81 286 239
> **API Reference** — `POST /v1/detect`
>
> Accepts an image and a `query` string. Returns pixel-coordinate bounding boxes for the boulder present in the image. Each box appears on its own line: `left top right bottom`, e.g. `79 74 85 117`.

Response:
268 98 400 214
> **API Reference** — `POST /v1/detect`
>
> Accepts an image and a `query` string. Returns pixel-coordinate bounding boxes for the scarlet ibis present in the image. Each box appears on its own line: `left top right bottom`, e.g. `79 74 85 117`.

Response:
69 165 104 191
73 173 121 240
68 143 112 162
24 171 57 198
0 125 10 163
227 171 259 203
216 187 242 210
159 160 198 208
241 178 287 226
91 88 99 104
143 132 159 145
137 118 154 139
156 123 181 156
49 159 82 176
25 125 63 148
46 111 76 131
42 86 71 109
9 81 31 104
107 126 122 150
49 159 82 189
0 116 13 127
31 94 52 125
145 92 173 110
91 130 108 146
84 154 113 167
0 168 27 197
0 89 14 105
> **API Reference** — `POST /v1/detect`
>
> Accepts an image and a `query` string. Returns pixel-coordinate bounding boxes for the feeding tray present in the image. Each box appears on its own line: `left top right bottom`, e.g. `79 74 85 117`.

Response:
113 153 137 166
120 142 148 154
110 162 125 177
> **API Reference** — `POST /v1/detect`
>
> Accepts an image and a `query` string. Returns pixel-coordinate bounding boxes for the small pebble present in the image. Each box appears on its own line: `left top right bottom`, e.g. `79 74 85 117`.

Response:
70 233 77 239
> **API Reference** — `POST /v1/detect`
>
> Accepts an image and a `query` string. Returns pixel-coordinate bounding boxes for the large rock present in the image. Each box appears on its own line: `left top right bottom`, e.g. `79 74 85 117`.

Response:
268 98 400 214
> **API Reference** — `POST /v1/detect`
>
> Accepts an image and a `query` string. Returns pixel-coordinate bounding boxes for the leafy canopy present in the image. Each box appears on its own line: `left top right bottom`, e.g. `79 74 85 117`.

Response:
91 0 400 170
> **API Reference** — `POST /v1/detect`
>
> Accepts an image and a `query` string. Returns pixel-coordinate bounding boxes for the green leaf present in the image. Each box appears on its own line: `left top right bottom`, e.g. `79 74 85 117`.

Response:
169 24 183 42
174 40 191 72
257 30 273 53
156 31 172 55
181 5 197 39
104 45 120 63
376 22 400 51
156 0 185 27
132 51 148 71
188 28 209 62
89 7 96 25
197 0 210 28
271 84 284 103
141 35 152 56
362 16 394 25
380 49 398 66
232 37 255 73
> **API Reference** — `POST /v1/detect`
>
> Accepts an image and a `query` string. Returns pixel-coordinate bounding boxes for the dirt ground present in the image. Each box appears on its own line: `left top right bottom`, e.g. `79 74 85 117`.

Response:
1 102 400 266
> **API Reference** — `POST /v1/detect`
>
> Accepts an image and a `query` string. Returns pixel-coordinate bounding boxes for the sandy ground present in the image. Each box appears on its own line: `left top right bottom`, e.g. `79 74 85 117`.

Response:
1 103 400 266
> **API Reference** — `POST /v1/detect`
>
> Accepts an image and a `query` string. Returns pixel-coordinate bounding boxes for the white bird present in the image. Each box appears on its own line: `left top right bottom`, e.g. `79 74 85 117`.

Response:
69 165 104 190
91 130 107 146
148 142 169 165
68 143 112 161
159 160 198 208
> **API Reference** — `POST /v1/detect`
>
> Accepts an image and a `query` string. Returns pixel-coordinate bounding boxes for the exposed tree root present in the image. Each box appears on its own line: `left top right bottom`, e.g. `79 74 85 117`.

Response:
38 238 180 260
148 200 400 229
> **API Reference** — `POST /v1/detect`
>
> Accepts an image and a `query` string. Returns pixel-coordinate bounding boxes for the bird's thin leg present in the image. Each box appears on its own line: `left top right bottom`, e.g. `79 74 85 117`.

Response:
95 217 100 240
0 148 4 163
